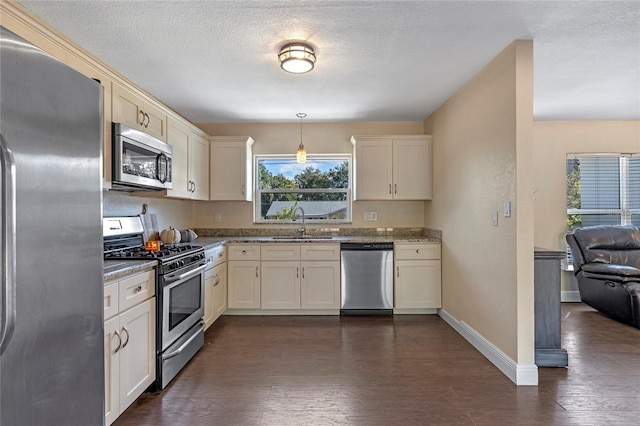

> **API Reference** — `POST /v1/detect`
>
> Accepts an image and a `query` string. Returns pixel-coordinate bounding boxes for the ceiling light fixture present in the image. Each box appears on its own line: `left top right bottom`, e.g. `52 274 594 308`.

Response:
279 43 316 74
296 112 307 163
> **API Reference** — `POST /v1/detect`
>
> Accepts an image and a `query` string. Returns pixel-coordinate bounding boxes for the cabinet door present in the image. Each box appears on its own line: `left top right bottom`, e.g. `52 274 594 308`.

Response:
189 132 210 200
203 268 215 330
66 53 113 187
227 261 261 309
354 138 393 200
212 262 228 322
141 101 167 142
167 119 191 198
261 261 300 309
112 83 143 131
300 261 341 309
112 82 166 142
119 298 156 410
209 140 251 201
393 138 431 200
395 260 441 309
104 316 120 426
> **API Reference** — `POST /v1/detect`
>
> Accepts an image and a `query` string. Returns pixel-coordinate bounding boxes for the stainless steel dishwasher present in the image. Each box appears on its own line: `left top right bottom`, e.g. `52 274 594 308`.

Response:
340 242 394 315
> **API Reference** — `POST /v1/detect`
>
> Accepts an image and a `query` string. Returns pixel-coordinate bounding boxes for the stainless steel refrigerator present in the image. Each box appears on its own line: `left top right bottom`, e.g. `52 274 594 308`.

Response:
0 27 104 425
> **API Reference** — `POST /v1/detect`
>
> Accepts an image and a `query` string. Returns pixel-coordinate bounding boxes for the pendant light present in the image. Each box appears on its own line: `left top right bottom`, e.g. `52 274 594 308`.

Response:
296 113 307 163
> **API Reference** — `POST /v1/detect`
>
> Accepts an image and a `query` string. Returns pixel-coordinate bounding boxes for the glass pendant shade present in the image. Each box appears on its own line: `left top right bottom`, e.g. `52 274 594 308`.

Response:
296 112 307 163
296 143 307 163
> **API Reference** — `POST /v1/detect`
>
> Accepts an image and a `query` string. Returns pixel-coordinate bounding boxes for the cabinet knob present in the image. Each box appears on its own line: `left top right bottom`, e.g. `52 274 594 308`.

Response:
416 249 420 254
135 285 142 293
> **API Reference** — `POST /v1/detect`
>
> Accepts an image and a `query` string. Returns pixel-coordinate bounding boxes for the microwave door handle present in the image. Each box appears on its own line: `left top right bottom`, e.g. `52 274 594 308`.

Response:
156 152 168 183
0 134 16 355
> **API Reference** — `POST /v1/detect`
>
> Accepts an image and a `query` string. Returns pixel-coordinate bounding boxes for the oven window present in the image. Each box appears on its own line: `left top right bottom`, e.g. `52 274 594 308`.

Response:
168 274 201 330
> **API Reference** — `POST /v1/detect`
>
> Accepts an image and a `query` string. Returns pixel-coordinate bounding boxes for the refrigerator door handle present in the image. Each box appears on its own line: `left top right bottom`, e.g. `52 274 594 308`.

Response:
0 134 16 355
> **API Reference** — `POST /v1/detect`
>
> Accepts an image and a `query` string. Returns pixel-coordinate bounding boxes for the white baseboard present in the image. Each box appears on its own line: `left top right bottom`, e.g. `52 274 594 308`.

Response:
438 309 538 386
561 291 581 303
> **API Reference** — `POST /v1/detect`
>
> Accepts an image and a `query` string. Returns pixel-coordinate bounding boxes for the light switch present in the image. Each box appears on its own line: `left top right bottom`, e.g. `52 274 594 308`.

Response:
492 211 498 226
364 211 377 221
214 212 222 222
504 201 511 217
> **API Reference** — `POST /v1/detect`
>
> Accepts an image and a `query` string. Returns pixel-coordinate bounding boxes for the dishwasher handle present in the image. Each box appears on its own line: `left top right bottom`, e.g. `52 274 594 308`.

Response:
340 242 393 251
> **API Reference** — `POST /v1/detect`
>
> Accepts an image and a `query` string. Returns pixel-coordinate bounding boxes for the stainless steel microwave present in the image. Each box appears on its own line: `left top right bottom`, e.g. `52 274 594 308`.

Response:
112 122 172 191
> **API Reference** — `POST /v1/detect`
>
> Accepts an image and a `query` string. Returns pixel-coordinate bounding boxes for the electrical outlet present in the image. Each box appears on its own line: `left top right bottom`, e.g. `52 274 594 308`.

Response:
504 201 511 218
364 211 377 221
214 212 222 222
492 211 498 226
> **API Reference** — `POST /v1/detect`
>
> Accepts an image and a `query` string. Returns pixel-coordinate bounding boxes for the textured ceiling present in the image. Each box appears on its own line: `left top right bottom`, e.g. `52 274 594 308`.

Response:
18 1 640 123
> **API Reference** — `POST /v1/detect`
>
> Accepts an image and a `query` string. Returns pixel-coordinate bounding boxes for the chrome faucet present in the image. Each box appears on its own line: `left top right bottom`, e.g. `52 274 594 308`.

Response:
293 206 306 237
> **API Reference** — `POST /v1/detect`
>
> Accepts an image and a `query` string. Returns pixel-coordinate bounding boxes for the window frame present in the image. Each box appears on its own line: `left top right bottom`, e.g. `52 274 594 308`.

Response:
566 153 639 229
253 154 352 224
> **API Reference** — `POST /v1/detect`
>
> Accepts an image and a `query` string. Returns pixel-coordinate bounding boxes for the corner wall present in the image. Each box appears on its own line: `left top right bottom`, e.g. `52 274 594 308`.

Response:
424 40 536 384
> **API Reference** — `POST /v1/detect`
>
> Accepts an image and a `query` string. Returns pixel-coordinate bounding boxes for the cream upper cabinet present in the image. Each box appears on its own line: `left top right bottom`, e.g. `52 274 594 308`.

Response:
394 243 441 312
65 53 113 188
351 135 432 200
112 82 167 142
209 137 254 201
167 119 191 199
189 131 210 200
166 118 209 200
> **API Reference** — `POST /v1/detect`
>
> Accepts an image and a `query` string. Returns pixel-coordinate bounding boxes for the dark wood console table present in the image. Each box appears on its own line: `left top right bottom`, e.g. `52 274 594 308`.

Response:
534 248 568 367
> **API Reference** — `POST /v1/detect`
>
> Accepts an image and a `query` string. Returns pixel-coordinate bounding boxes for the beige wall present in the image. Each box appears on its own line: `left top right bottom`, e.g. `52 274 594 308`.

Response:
194 121 426 229
423 40 534 366
103 191 194 232
533 120 640 292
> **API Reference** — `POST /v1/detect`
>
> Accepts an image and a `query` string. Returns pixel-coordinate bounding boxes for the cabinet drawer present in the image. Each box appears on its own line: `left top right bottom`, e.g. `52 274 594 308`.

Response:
394 243 441 260
104 282 119 320
119 270 155 312
205 245 227 268
300 244 340 261
228 245 261 261
261 244 300 261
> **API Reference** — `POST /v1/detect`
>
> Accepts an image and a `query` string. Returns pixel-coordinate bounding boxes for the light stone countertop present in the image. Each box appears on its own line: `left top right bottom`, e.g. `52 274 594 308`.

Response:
104 259 157 283
103 235 441 280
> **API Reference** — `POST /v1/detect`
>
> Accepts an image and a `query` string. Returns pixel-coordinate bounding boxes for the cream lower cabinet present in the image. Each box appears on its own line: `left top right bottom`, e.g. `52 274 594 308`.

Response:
394 243 441 312
227 245 261 309
261 244 341 311
204 245 228 330
104 270 156 426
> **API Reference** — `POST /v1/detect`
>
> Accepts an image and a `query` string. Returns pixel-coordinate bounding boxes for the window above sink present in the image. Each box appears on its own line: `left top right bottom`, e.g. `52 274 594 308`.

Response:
254 154 352 224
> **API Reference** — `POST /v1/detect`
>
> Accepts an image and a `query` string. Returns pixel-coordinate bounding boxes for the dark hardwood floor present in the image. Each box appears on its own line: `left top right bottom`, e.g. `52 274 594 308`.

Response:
114 304 640 425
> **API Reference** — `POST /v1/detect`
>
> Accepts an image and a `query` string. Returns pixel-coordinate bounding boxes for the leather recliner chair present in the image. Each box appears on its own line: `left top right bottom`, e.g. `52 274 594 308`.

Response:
566 225 640 329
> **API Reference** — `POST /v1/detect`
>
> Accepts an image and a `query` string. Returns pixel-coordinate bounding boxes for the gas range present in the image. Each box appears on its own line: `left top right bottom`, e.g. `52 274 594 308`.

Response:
103 216 204 273
105 244 205 274
103 216 206 390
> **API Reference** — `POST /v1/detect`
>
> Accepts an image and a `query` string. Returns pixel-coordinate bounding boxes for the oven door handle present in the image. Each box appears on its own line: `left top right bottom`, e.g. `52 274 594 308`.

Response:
164 263 206 284
162 322 204 361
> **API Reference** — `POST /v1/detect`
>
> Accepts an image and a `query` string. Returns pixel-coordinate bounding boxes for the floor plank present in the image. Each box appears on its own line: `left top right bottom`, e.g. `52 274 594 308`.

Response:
114 304 640 425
